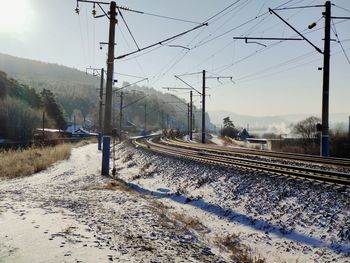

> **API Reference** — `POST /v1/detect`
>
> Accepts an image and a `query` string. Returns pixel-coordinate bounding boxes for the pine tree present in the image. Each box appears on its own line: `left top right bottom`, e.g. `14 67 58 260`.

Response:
41 89 67 130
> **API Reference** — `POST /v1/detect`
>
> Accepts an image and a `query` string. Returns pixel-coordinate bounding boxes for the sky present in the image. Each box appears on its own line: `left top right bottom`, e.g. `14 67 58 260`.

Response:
0 0 349 117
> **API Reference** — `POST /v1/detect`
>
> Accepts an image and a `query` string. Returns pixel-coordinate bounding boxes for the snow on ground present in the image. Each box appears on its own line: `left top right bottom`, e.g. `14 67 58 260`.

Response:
1 142 349 262
209 134 225 146
114 141 350 263
0 144 226 262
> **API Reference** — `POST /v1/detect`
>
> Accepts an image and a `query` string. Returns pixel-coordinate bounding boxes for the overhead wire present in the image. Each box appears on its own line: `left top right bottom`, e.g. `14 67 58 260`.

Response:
203 0 242 23
85 6 91 65
238 45 350 84
189 0 304 51
117 7 141 50
123 0 246 86
211 9 340 75
77 10 87 66
331 19 350 65
333 4 350 14
118 6 202 25
117 26 148 79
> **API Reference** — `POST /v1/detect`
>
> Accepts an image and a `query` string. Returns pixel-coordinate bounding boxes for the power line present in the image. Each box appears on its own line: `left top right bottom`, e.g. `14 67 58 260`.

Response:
115 23 208 60
190 0 305 50
118 6 202 25
116 7 140 51
237 46 350 84
333 4 350 14
204 0 242 23
331 19 350 65
116 25 148 79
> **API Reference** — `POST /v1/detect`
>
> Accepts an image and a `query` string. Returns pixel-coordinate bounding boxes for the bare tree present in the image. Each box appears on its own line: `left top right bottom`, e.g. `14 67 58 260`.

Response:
292 116 321 139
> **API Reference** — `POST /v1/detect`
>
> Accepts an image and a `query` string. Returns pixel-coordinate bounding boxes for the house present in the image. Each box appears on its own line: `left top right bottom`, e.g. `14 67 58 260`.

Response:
237 128 251 141
72 128 97 137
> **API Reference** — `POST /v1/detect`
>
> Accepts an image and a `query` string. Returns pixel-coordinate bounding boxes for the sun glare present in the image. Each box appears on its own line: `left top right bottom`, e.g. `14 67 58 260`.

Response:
0 0 33 33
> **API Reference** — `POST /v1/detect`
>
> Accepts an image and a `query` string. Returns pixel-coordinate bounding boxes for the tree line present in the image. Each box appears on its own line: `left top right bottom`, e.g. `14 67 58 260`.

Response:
0 71 66 141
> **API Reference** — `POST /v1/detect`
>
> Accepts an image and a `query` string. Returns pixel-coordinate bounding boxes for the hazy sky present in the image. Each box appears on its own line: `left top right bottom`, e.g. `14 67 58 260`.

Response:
0 0 349 117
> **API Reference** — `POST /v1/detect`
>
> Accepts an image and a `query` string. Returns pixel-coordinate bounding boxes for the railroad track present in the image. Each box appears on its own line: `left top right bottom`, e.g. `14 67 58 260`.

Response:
132 137 350 186
164 137 350 168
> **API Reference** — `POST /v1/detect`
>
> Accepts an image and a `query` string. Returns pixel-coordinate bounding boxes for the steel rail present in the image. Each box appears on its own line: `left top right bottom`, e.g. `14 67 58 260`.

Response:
163 137 350 168
132 137 350 186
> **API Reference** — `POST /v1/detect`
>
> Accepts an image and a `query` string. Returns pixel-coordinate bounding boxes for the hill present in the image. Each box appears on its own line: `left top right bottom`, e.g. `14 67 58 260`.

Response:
0 53 213 132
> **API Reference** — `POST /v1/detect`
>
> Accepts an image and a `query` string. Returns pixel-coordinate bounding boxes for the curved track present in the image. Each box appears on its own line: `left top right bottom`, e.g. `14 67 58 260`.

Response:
132 136 350 186
167 137 350 168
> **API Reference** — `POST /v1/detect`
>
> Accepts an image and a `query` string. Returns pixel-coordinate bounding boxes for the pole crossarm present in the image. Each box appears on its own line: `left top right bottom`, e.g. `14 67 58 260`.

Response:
112 78 148 92
268 8 323 54
331 16 350 19
86 67 103 76
115 23 208 60
233 37 302 41
174 75 202 95
163 87 192 91
77 0 109 5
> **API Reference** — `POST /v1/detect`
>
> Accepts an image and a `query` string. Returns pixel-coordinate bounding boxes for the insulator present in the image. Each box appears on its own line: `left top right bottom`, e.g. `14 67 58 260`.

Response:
92 3 96 17
75 2 80 14
308 22 317 29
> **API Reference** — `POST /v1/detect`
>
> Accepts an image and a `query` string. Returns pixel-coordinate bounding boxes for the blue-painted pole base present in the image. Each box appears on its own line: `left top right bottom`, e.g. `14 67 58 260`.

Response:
98 133 102 151
190 132 193 141
202 132 205 144
321 135 329 157
101 136 110 176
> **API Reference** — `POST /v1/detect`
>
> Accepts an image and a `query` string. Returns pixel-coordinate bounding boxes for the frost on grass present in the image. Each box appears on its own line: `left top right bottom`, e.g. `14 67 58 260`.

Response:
114 141 350 263
0 143 231 262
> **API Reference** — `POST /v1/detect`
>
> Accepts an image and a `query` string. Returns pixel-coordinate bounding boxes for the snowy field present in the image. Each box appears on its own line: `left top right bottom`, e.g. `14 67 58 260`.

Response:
0 142 349 262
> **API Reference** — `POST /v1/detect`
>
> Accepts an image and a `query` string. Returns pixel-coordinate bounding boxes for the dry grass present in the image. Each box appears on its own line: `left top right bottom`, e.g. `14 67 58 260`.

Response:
0 144 72 178
219 136 239 146
215 234 266 263
131 162 154 180
90 179 132 193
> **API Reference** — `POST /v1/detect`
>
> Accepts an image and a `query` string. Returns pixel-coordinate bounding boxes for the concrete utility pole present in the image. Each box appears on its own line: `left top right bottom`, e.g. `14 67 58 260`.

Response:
102 1 116 176
98 68 104 150
119 91 123 142
144 104 147 131
202 70 206 144
42 111 45 142
187 103 190 136
233 2 336 157
190 90 193 140
321 1 331 157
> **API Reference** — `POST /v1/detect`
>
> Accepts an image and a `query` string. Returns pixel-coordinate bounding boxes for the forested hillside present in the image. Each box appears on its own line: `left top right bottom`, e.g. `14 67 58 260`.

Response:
0 71 66 141
0 53 213 133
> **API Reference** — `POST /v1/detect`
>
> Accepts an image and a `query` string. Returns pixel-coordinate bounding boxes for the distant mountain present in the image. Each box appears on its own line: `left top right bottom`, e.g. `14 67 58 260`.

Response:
209 110 288 128
0 53 211 131
209 110 349 134
0 53 99 98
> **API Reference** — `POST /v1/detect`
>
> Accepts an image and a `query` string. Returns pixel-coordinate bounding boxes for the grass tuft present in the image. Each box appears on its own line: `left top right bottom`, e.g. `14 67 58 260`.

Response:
0 144 72 178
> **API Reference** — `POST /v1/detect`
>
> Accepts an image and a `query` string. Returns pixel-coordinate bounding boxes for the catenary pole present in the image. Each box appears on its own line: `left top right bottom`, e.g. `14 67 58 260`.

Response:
187 103 190 136
102 1 116 176
321 1 331 157
144 104 147 131
190 90 193 140
119 91 123 142
98 68 104 150
201 70 206 143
